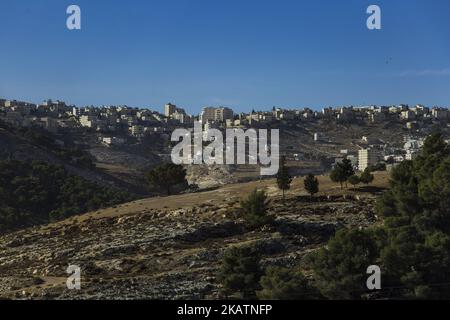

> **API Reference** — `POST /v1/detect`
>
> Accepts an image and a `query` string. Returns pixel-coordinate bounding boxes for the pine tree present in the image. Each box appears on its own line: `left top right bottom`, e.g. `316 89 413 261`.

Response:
348 175 360 189
218 246 262 299
276 156 292 202
146 163 187 195
330 165 346 189
341 158 355 188
330 159 355 189
360 168 374 185
240 189 273 229
304 174 319 198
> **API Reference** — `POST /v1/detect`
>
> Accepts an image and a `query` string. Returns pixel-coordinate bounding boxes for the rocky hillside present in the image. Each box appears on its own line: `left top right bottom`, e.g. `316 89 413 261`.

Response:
0 173 388 300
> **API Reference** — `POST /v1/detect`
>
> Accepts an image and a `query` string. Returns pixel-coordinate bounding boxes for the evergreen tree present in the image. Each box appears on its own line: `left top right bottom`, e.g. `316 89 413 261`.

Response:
376 133 450 298
146 163 187 195
240 189 273 229
276 156 292 202
304 174 319 198
330 165 346 189
218 246 262 299
348 175 360 189
311 228 381 299
341 158 355 188
360 168 374 185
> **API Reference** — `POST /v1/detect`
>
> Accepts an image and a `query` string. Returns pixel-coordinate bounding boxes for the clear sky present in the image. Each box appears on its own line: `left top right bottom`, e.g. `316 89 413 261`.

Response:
1 0 449 114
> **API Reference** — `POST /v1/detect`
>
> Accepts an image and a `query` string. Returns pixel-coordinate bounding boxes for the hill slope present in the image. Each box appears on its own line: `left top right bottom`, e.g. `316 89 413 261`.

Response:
0 173 388 299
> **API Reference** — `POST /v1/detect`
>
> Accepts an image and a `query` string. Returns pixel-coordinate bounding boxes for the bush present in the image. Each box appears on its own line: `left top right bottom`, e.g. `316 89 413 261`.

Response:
257 266 320 300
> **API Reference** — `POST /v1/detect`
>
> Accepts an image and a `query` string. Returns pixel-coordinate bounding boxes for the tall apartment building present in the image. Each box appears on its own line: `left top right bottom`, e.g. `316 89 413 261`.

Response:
358 148 379 172
164 103 177 117
200 107 233 123
215 107 233 122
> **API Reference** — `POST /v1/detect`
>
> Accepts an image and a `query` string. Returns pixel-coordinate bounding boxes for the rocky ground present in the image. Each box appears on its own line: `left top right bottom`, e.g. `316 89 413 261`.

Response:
0 174 386 300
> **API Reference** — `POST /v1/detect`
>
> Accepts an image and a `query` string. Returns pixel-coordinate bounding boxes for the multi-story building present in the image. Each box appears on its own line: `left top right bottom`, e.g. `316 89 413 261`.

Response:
130 125 144 137
200 106 233 123
164 103 177 118
214 107 233 122
432 108 448 120
172 111 192 124
400 110 416 121
358 148 379 171
79 115 96 128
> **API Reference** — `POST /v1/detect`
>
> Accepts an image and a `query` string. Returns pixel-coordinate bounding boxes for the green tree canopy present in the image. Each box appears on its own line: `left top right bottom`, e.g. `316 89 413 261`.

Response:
0 160 133 233
276 156 292 202
146 163 187 195
304 174 319 198
218 246 262 299
311 228 381 299
330 164 347 189
348 175 360 188
257 266 320 300
240 189 273 229
360 168 374 185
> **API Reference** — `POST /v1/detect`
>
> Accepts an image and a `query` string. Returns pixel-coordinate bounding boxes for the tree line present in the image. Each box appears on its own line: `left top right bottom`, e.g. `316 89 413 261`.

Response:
0 160 134 233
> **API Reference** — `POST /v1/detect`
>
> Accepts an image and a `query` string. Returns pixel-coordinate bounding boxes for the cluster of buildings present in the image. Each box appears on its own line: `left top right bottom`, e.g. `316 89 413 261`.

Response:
1 98 448 152
335 135 431 173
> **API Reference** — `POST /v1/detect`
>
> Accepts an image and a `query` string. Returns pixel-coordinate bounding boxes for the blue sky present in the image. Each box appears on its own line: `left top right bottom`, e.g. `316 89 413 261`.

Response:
1 0 449 114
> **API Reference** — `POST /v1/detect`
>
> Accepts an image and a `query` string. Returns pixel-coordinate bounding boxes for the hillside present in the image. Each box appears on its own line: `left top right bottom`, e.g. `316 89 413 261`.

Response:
0 172 388 299
0 125 145 195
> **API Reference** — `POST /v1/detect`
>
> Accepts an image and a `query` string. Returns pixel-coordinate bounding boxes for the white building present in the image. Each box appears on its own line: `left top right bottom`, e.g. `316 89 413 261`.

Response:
358 148 379 171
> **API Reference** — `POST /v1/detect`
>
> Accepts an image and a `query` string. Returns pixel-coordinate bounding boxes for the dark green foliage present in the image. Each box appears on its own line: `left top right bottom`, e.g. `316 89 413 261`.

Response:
304 174 319 198
341 158 355 180
276 156 292 201
360 168 374 185
218 246 262 299
330 164 346 189
146 163 187 195
311 228 381 299
330 158 354 189
369 162 387 172
314 133 450 299
2 123 95 169
348 175 360 188
240 189 273 229
375 133 450 298
257 266 320 300
0 160 133 233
